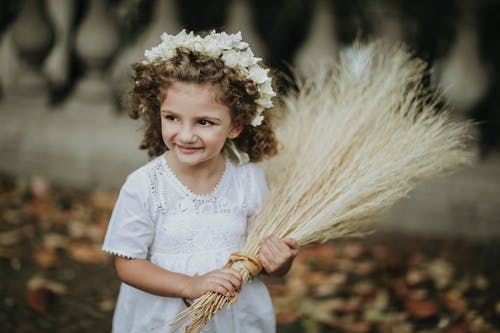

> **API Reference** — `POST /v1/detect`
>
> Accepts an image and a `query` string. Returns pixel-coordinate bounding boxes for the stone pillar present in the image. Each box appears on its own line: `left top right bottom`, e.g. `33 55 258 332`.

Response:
43 0 77 94
294 0 339 77
73 0 120 106
9 0 55 104
225 0 266 62
110 0 181 110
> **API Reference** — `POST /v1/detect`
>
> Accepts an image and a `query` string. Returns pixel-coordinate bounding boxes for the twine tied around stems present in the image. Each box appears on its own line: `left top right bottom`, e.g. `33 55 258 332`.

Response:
182 252 262 308
225 252 262 277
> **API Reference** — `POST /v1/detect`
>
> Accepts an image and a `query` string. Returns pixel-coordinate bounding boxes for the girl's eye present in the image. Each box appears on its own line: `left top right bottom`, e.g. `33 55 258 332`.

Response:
199 119 214 126
164 115 176 121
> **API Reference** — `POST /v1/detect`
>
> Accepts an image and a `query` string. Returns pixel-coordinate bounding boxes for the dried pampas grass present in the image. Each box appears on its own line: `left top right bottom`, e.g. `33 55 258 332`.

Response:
170 41 473 332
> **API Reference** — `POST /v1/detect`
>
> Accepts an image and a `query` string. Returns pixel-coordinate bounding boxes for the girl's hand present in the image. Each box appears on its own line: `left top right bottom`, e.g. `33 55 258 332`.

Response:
186 268 242 299
259 235 299 277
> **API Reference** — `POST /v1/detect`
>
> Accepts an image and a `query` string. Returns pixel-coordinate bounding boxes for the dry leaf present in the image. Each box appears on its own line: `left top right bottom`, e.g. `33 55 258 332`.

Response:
299 299 338 327
427 259 454 289
0 228 23 246
405 299 438 319
89 189 118 211
406 268 429 286
343 243 365 260
25 287 52 313
441 290 467 315
99 298 116 312
42 233 69 250
33 248 59 269
67 241 110 264
340 321 371 333
473 275 489 290
30 176 51 200
27 275 67 294
276 310 300 324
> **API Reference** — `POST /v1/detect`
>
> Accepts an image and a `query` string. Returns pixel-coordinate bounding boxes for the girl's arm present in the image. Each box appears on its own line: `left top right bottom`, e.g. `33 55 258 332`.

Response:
258 235 299 277
114 257 242 299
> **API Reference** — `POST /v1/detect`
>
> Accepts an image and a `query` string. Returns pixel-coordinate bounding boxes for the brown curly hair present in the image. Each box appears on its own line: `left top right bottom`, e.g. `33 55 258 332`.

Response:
128 48 279 162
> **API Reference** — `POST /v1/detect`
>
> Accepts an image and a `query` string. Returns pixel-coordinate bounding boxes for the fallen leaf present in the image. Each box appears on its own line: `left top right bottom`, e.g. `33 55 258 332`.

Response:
30 176 51 201
299 298 338 327
33 248 59 269
340 321 371 333
66 241 110 264
352 280 375 296
99 298 115 312
441 290 467 315
0 228 24 246
27 275 67 294
405 299 438 319
343 243 365 260
42 233 69 250
473 275 489 290
0 248 18 259
427 259 454 289
89 189 118 211
448 322 469 333
25 287 52 313
406 268 429 286
277 310 300 324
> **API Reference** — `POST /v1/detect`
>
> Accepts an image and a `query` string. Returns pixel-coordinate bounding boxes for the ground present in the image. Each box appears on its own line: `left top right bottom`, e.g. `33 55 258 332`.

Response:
0 174 499 333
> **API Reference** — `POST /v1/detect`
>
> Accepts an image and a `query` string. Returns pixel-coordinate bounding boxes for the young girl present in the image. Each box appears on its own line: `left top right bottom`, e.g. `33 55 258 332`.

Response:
102 30 298 333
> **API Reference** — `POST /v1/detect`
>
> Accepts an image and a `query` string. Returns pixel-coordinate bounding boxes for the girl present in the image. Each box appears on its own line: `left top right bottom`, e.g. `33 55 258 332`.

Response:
102 30 298 333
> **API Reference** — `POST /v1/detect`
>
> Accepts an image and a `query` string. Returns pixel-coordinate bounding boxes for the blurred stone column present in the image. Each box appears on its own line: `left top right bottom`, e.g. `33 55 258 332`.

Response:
10 0 55 104
294 0 339 77
73 0 120 107
110 0 181 110
43 0 77 101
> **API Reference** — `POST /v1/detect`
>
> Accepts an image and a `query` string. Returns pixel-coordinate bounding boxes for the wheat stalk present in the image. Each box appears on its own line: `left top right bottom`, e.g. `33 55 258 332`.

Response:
169 41 473 332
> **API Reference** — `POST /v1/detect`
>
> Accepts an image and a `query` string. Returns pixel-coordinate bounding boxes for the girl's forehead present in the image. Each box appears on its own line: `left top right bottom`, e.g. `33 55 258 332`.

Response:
161 81 222 102
160 81 230 114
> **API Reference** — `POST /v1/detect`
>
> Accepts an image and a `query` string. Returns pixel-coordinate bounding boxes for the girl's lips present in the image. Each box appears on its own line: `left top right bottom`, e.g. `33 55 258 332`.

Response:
176 144 202 154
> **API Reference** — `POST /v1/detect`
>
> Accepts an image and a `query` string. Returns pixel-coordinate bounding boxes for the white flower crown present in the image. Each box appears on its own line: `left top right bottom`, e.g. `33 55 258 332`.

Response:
143 30 276 127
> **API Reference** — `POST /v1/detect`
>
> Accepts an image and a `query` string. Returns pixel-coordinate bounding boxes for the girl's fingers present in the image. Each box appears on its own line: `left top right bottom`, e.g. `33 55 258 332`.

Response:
283 238 298 250
258 252 269 271
210 277 235 296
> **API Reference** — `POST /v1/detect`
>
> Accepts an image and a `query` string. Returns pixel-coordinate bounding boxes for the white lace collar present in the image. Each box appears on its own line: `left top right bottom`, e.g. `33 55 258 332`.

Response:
161 153 233 202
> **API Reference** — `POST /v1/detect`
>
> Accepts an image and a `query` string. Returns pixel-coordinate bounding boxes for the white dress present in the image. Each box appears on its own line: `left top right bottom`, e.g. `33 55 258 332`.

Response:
102 154 275 333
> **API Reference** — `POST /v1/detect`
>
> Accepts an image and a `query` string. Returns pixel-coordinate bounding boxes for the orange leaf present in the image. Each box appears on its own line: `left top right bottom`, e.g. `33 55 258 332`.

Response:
67 241 110 263
405 299 438 319
33 248 59 269
25 287 52 313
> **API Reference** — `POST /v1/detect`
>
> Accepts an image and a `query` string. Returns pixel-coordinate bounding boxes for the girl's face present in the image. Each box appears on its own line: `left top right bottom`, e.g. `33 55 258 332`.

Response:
160 82 242 169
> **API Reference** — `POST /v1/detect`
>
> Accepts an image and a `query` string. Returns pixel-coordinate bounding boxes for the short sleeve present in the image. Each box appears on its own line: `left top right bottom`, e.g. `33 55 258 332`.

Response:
102 171 155 259
247 164 269 223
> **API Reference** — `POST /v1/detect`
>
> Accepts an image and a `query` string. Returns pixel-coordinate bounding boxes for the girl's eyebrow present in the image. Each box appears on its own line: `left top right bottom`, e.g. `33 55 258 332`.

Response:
160 109 222 121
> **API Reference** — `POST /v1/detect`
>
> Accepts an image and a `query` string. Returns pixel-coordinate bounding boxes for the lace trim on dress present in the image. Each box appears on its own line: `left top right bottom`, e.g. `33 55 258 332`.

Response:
145 158 168 214
102 249 134 259
144 154 255 217
161 154 231 201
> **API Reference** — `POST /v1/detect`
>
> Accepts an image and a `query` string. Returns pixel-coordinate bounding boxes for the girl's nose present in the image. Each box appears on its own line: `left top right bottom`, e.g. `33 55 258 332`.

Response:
178 125 195 142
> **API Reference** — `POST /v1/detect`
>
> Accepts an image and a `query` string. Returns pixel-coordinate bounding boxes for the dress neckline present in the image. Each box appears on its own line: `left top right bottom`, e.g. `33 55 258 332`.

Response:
161 153 231 201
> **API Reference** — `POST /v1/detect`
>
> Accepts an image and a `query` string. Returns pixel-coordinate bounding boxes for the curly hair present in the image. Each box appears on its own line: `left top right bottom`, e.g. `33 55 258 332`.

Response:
128 48 279 162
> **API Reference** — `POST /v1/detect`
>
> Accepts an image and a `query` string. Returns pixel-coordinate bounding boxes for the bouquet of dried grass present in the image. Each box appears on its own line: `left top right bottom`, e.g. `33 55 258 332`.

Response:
170 42 473 332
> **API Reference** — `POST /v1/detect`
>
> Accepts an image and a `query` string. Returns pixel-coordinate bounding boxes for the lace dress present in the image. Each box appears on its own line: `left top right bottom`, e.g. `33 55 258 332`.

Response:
102 154 275 333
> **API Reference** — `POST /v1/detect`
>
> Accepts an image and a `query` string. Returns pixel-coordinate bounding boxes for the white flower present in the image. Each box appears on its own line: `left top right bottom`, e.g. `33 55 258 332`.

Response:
144 30 276 127
221 49 240 68
248 66 269 84
251 114 265 127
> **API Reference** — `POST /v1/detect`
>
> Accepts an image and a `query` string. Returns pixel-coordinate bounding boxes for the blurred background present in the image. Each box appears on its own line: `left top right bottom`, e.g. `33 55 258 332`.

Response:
0 0 499 332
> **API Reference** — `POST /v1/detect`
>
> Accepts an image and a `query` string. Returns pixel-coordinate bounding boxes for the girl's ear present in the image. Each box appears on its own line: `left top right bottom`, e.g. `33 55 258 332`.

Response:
228 124 244 139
